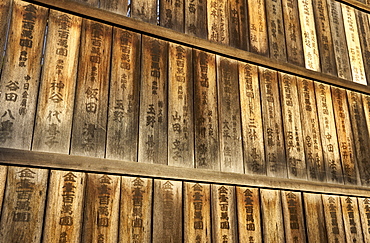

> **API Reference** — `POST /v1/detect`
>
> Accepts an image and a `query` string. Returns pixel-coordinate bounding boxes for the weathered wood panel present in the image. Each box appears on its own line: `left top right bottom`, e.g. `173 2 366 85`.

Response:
247 0 268 56
99 0 128 15
0 0 11 70
131 0 157 24
322 195 346 243
106 28 140 161
0 166 6 216
259 67 286 178
303 193 328 243
194 50 220 170
356 10 370 83
239 62 265 175
341 196 364 242
184 182 211 243
74 0 98 7
138 36 168 164
207 0 228 45
358 197 370 241
363 94 370 162
120 177 152 243
184 0 207 39
160 0 184 32
81 174 120 242
0 167 48 242
168 43 194 168
42 171 86 243
228 0 248 50
0 0 48 150
153 179 183 242
70 19 112 158
217 56 243 173
236 187 261 243
33 11 81 153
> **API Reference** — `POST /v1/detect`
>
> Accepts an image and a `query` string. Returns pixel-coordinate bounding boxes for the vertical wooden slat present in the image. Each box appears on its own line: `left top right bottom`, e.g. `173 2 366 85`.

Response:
153 179 183 242
99 0 128 15
106 28 140 161
363 94 370 155
217 56 243 173
160 0 184 32
358 197 370 241
120 177 152 243
0 167 48 242
322 195 346 243
70 20 112 158
42 171 86 243
247 0 268 56
236 187 262 243
314 82 343 184
0 0 48 150
0 166 6 216
238 62 265 175
355 10 370 83
281 0 305 66
168 43 194 168
297 78 325 182
228 0 248 50
211 184 237 243
260 189 285 242
33 11 81 153
303 193 328 243
207 0 229 45
341 196 364 242
131 0 157 25
184 0 207 39
194 50 220 170
259 67 286 178
265 0 287 62
184 182 211 243
138 36 168 164
279 73 306 180
0 0 11 69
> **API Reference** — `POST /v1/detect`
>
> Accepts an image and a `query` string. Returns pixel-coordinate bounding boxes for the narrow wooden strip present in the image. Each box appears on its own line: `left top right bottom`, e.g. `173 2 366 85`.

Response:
184 0 207 39
207 0 228 45
340 196 364 242
228 0 248 50
131 0 157 25
303 193 328 243
322 195 346 243
363 94 370 159
247 0 268 56
99 0 127 15
0 166 6 216
0 0 48 150
358 197 370 241
356 10 370 83
0 0 11 70
0 167 48 242
160 0 184 32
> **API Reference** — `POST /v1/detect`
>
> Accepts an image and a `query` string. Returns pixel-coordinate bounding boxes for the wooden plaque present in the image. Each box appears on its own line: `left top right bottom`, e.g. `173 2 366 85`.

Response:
99 0 128 15
160 0 184 32
0 166 6 216
0 0 11 69
168 43 194 168
184 0 207 39
184 182 211 243
363 94 370 162
120 177 152 243
238 62 265 175
236 187 261 243
247 0 268 56
0 0 48 150
131 0 157 24
33 10 81 154
355 10 370 83
303 193 328 243
138 36 168 164
217 56 243 173
207 0 229 45
106 28 141 161
228 0 248 50
341 196 364 242
322 195 345 243
358 197 370 241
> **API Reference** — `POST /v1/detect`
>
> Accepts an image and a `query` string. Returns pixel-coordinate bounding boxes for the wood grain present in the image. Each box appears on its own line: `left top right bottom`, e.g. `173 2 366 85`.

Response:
322 194 345 243
159 0 184 32
99 0 128 15
131 0 157 24
0 166 6 216
74 0 98 7
228 0 248 50
184 0 207 39
303 193 328 243
355 10 370 84
358 197 370 242
247 0 268 56
207 0 228 45
340 196 364 242
0 0 11 70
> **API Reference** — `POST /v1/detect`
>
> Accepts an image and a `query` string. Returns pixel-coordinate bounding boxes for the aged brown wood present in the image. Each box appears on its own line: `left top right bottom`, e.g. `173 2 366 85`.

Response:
228 0 248 50
0 166 6 216
106 28 140 161
120 177 152 242
0 0 48 150
138 35 168 165
184 182 211 243
322 195 346 243
0 0 11 70
0 167 48 242
340 196 364 242
131 0 157 25
356 10 370 83
238 62 265 175
303 193 328 243
99 0 127 15
168 43 194 168
363 94 370 159
207 0 228 45
74 0 98 7
184 0 207 39
247 0 268 56
33 10 81 154
217 56 243 173
358 197 370 241
159 0 184 32
153 179 183 242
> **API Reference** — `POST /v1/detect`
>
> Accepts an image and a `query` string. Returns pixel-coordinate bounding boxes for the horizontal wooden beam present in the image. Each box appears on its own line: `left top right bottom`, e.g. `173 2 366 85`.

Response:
0 147 369 197
25 0 370 95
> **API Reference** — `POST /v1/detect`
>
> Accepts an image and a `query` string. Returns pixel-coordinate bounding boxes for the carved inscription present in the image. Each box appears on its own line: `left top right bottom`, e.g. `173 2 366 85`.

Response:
185 0 207 38
323 195 345 243
160 0 184 32
282 191 306 242
341 197 364 242
228 0 248 50
358 198 370 241
207 0 228 44
248 0 268 56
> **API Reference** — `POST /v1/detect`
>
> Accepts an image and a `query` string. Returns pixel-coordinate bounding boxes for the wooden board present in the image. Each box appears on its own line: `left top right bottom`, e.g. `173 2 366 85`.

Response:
42 170 85 243
340 196 364 242
281 191 307 242
33 10 81 153
0 167 48 242
259 67 286 178
279 73 306 180
184 0 207 39
211 184 237 243
0 0 48 150
130 0 157 24
159 0 184 32
297 0 321 71
356 10 370 83
265 0 287 62
153 179 183 242
238 62 265 175
81 173 120 242
358 197 370 241
168 43 194 168
322 195 346 243
194 49 220 171
236 187 261 243
0 166 6 216
138 36 168 164
99 0 128 15
70 19 112 158
74 0 99 7
303 193 328 243
207 0 229 45
363 94 370 169
260 189 285 242
326 0 352 80
281 0 305 66
341 3 367 84
247 0 268 56
314 82 343 184
217 56 243 173
228 0 248 50
184 182 211 243
0 0 11 70
297 78 325 182
106 28 140 161
120 177 152 243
